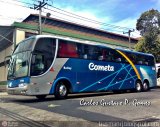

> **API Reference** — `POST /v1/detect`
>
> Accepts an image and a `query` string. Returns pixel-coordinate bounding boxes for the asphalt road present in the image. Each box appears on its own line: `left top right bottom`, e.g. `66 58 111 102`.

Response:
0 88 160 127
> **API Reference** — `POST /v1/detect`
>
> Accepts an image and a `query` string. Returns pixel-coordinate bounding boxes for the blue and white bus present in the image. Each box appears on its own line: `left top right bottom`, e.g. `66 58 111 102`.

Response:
7 35 157 99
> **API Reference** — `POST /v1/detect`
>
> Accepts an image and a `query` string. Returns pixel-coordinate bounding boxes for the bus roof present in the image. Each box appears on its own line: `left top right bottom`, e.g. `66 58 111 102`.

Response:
115 48 154 57
23 35 154 57
95 43 154 57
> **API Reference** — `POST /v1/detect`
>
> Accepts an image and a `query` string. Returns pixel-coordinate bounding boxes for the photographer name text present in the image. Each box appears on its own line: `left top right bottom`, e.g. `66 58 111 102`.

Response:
80 99 151 107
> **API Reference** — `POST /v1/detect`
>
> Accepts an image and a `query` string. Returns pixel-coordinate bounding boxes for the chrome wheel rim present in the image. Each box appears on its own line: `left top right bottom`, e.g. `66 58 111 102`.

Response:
143 82 148 90
59 84 67 96
136 82 141 91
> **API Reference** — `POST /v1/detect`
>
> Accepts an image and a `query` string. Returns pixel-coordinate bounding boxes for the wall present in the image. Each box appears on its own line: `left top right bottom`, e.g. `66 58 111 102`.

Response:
16 29 25 45
0 46 13 81
0 29 25 82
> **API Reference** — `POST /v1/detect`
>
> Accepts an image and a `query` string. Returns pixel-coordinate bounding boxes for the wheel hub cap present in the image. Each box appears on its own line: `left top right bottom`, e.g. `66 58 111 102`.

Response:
137 83 141 91
59 85 67 96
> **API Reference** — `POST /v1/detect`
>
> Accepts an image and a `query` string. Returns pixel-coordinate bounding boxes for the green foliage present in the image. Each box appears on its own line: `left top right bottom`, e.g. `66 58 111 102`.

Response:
135 36 160 62
136 9 160 36
135 37 145 52
0 81 7 85
135 9 160 62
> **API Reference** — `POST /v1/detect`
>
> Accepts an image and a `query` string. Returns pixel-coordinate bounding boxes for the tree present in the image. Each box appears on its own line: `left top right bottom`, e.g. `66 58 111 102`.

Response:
135 9 160 62
136 9 160 36
135 36 160 62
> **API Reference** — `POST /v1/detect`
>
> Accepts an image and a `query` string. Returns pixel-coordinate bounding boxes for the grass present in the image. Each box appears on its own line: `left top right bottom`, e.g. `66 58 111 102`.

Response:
0 81 7 86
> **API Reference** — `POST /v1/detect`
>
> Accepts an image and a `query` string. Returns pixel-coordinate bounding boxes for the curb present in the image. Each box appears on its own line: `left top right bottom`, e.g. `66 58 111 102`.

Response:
0 92 8 96
0 85 6 92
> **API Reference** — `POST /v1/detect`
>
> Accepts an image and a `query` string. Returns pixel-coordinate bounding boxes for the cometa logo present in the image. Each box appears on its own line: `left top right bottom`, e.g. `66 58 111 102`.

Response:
88 63 114 71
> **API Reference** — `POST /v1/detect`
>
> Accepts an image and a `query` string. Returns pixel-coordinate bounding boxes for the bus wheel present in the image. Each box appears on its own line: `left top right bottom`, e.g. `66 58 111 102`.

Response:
142 81 149 91
36 95 46 100
55 81 68 99
135 80 142 92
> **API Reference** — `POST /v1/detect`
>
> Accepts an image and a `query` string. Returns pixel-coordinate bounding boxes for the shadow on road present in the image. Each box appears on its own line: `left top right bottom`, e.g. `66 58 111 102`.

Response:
6 90 138 103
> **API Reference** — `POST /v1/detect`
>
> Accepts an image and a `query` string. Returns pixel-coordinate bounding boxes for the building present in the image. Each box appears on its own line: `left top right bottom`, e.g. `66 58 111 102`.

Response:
0 14 138 83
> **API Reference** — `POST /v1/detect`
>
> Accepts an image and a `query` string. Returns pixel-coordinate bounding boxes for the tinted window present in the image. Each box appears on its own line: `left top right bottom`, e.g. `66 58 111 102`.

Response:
144 56 155 66
83 45 99 60
125 52 137 64
126 52 155 66
57 40 78 58
31 38 56 76
77 44 102 60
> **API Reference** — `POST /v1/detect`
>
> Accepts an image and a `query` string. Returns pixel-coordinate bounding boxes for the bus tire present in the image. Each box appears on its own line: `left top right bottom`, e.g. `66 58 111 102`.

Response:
135 80 142 92
55 81 68 99
36 95 46 100
142 80 149 91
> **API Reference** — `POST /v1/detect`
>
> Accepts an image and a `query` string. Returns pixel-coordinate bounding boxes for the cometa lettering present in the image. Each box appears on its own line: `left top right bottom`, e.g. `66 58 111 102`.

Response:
88 63 114 71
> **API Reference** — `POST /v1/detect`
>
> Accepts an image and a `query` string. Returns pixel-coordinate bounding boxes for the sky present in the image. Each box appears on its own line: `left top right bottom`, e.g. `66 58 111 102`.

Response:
0 0 160 38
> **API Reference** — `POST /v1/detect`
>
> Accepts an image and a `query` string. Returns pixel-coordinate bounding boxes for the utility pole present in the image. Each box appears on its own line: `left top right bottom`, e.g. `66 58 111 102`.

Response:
123 29 134 49
33 0 47 34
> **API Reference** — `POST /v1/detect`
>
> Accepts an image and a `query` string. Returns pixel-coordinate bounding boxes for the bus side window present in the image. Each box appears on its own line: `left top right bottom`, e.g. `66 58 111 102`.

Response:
88 45 98 60
77 43 83 59
147 56 155 66
136 55 146 65
58 40 78 58
137 61 143 64
82 44 89 59
113 51 122 63
127 53 136 64
105 49 114 62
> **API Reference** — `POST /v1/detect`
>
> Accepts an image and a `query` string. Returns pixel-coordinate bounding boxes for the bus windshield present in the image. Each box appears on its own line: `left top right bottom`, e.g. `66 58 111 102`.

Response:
8 38 35 79
8 51 30 79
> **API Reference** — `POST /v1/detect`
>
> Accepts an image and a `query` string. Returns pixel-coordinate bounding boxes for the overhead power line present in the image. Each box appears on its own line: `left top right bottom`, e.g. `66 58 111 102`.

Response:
10 0 32 5
0 0 30 8
10 0 135 31
46 4 134 30
0 0 140 36
0 15 24 20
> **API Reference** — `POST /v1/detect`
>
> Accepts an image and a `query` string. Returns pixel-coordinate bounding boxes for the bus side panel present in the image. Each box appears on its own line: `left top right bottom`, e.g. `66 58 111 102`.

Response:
136 65 157 88
52 58 157 94
88 62 137 92
54 58 97 93
30 58 68 95
54 59 138 93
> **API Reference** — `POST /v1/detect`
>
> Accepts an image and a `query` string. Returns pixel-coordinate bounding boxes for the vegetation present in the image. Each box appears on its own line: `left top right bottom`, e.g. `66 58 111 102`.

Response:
0 81 7 85
135 9 160 62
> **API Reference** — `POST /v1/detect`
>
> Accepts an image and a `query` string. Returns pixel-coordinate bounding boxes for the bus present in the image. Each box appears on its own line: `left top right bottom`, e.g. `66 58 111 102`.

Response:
7 35 157 99
156 63 160 78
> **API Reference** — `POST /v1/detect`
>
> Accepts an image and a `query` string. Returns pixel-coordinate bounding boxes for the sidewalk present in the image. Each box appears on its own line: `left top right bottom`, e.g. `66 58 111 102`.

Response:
0 92 8 96
0 85 6 92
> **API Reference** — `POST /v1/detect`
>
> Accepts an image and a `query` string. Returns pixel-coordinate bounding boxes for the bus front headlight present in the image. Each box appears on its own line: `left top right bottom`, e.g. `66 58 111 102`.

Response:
19 83 27 88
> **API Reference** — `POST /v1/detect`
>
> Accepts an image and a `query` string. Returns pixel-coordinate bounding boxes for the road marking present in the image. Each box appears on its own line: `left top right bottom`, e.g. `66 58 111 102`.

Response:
48 104 60 108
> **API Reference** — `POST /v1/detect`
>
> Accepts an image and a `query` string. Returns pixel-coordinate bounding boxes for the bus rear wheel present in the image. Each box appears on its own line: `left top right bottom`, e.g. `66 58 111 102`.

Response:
36 95 47 100
142 81 149 91
135 80 142 92
55 81 68 99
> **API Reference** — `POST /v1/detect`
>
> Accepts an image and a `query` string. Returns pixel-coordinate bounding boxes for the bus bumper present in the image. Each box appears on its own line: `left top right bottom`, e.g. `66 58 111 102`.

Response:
7 86 28 95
